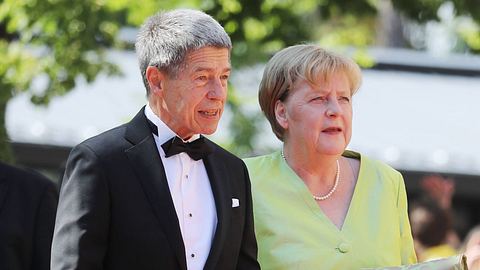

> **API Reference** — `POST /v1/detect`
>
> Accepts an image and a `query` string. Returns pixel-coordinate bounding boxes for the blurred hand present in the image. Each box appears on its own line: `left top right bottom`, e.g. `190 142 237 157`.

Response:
465 245 480 270
420 174 455 209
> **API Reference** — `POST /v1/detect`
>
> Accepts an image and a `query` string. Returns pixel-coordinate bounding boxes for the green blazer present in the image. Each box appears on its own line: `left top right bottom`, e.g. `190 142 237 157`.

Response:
244 150 417 269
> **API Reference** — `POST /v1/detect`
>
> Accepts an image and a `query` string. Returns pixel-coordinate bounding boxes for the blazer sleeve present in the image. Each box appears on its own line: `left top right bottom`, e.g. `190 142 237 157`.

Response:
51 144 110 270
32 179 58 270
396 173 417 265
236 163 261 270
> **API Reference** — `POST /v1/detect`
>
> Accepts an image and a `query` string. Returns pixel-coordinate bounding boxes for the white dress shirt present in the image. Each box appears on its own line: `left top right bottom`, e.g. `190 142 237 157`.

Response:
145 104 217 270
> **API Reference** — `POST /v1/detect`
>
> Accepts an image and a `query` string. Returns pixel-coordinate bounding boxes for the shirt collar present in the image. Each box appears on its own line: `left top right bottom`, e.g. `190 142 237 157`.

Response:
144 103 200 143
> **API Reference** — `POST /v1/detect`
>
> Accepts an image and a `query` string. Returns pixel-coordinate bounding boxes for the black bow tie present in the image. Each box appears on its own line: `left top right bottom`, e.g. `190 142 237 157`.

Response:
161 136 212 161
146 118 212 160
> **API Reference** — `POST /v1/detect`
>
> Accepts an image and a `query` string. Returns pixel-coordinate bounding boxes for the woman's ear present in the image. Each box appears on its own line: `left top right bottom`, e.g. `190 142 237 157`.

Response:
146 66 165 95
275 100 288 129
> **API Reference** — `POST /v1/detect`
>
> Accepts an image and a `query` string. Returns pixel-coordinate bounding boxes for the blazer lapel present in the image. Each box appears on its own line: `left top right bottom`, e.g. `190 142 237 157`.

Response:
203 144 231 270
124 108 187 270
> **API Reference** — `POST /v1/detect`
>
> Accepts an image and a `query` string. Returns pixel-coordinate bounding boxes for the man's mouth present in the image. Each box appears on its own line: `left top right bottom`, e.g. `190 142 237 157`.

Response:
199 109 220 117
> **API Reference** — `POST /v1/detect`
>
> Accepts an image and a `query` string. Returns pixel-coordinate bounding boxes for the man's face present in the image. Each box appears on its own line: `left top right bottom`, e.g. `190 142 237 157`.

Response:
150 47 231 139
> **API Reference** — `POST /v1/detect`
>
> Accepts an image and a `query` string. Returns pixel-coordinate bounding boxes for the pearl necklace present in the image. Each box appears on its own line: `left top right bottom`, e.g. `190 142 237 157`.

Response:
281 151 340 201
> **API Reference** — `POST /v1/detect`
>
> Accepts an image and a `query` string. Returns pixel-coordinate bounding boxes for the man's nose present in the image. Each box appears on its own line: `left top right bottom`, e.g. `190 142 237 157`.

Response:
207 79 227 100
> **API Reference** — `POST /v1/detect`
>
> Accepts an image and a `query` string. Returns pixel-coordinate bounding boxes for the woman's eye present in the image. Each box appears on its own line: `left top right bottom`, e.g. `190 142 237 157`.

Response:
340 96 350 102
311 96 325 102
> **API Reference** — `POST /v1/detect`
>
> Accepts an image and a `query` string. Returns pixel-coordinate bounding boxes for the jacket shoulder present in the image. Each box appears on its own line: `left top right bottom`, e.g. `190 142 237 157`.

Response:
0 162 57 195
72 124 129 159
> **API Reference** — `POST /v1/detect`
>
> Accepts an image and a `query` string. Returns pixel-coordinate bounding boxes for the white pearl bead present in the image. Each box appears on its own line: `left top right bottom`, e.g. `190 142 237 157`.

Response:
281 150 340 201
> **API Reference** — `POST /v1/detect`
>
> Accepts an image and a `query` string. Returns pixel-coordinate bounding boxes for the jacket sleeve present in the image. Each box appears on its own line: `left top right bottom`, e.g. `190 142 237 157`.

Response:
236 163 261 270
51 144 110 270
32 180 58 270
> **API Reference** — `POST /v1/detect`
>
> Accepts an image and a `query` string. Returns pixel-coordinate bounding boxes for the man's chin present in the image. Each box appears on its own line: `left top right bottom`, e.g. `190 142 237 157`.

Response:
200 128 218 136
203 123 222 135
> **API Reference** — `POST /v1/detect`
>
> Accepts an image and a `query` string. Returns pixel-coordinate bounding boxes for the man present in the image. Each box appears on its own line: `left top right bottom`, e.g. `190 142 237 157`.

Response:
51 9 259 270
0 161 58 270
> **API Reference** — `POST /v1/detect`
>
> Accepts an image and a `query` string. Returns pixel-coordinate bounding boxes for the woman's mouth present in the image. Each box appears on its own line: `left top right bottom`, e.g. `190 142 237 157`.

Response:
322 127 342 134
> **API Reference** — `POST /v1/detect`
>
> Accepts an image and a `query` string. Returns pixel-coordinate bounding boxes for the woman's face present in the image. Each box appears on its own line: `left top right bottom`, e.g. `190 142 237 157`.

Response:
276 72 353 156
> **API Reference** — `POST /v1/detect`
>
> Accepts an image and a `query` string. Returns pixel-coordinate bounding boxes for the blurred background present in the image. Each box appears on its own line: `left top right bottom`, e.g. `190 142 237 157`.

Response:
1 0 479 264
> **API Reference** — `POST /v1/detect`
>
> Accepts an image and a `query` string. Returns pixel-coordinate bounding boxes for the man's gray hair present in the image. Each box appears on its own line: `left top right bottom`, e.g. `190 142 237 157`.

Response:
135 9 232 96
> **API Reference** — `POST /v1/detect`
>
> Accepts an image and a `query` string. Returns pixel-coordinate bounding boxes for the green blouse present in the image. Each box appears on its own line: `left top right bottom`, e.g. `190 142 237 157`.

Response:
244 150 417 269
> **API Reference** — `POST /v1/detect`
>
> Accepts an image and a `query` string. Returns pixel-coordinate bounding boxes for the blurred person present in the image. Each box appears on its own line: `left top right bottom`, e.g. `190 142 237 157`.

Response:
462 225 480 270
420 174 461 249
409 198 457 262
244 44 416 269
0 161 58 270
420 174 455 210
51 9 259 270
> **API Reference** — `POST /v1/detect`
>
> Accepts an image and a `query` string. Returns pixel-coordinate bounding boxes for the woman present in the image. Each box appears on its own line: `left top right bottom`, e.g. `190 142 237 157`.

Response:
244 44 417 269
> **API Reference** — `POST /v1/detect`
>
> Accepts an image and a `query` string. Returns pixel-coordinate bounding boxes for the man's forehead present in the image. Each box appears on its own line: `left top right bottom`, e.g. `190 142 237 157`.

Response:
187 47 230 59
184 47 231 70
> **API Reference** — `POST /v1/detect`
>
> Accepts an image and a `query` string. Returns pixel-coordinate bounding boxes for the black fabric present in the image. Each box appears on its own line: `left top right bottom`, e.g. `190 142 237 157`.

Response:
146 118 158 136
0 162 58 270
147 118 213 160
51 107 260 270
161 136 213 161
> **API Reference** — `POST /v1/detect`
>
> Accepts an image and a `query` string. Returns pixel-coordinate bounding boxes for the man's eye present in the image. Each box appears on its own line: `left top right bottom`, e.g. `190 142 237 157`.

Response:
220 74 229 80
197 76 208 81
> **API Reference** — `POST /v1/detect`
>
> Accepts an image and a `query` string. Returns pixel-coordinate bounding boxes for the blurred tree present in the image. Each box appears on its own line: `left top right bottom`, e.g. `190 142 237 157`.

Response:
0 0 122 162
1 0 479 161
390 0 480 53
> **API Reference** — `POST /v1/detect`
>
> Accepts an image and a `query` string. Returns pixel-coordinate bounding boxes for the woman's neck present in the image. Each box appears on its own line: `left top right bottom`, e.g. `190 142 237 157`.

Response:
282 143 340 188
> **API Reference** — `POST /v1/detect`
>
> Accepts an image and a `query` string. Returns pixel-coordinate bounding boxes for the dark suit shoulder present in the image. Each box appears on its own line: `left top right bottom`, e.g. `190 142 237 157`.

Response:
74 124 130 159
0 162 56 193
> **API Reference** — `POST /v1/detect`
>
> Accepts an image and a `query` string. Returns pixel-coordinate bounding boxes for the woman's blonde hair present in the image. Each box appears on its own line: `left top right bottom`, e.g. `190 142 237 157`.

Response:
258 44 362 141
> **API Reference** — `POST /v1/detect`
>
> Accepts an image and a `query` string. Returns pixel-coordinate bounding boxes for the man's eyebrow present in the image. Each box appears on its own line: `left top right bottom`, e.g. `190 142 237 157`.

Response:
193 67 231 73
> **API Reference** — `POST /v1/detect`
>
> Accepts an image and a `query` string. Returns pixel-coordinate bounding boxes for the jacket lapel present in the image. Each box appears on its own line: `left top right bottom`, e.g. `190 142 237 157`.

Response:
203 144 231 270
124 108 187 270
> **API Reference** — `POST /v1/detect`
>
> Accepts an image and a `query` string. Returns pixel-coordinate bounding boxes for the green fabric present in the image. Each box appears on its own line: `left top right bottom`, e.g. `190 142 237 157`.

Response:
244 150 417 270
363 255 467 270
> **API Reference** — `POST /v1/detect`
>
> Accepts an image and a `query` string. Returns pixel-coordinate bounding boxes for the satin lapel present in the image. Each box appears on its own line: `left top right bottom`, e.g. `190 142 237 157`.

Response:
0 171 9 213
203 145 231 270
124 109 187 270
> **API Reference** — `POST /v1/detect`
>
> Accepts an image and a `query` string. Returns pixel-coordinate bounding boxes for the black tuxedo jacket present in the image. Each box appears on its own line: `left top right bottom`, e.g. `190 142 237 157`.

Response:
0 162 58 270
51 108 260 270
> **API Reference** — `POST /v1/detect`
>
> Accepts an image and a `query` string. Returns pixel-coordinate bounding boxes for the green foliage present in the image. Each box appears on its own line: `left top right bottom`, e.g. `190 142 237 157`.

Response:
0 85 13 163
0 0 122 104
391 0 480 23
0 0 125 161
457 18 480 52
391 0 445 22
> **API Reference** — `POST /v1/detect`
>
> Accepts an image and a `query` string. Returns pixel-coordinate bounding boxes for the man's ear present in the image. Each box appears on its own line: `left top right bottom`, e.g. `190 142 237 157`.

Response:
274 100 288 129
146 66 165 95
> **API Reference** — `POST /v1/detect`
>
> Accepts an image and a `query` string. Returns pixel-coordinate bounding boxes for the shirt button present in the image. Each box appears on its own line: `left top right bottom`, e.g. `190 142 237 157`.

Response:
185 174 189 179
191 253 195 258
189 213 193 217
337 242 350 253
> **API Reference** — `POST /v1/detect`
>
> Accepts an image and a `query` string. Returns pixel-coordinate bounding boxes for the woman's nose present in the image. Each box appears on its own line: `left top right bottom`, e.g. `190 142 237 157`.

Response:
326 99 342 117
